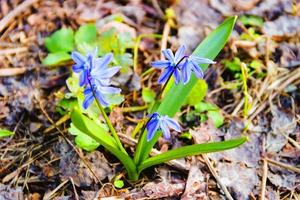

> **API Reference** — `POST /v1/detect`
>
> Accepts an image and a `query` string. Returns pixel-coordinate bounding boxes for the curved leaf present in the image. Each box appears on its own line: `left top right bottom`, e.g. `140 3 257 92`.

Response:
71 109 138 180
138 137 247 173
134 16 238 165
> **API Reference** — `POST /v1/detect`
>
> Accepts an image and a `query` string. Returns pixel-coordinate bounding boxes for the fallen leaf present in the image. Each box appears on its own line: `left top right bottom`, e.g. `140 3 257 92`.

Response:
262 16 300 40
181 162 208 199
0 184 23 200
217 163 259 200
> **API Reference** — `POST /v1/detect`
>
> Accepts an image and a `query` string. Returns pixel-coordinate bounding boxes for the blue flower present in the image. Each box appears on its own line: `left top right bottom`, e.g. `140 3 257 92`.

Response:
71 49 97 87
181 55 215 84
150 45 186 84
82 81 121 109
71 50 121 109
146 112 181 141
150 45 216 85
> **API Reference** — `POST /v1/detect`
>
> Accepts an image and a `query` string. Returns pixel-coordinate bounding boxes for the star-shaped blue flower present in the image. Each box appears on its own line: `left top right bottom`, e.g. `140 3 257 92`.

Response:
146 112 181 141
71 50 121 109
150 45 186 84
181 55 216 84
150 45 215 85
71 49 97 87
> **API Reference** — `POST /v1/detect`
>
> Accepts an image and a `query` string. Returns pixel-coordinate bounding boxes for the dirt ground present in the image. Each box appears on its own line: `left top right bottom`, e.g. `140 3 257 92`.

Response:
0 0 299 199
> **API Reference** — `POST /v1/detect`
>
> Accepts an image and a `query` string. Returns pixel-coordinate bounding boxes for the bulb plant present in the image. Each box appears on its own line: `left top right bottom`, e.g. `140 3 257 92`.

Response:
68 16 247 181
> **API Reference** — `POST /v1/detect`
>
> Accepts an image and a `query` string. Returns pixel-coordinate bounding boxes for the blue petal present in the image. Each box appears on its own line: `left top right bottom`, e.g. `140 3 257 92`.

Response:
163 117 181 132
79 71 88 86
160 120 170 140
174 45 186 64
97 53 113 68
72 64 83 73
173 68 181 85
158 67 173 84
191 61 204 79
151 60 171 68
100 86 121 94
84 87 92 95
83 93 94 109
71 51 86 65
162 49 175 61
190 56 216 64
146 118 160 141
182 61 192 84
95 90 109 107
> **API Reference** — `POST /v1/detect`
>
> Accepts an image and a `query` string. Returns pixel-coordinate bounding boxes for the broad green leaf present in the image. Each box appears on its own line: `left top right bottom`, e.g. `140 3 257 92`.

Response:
42 52 71 66
71 109 116 147
71 109 138 180
240 15 264 27
134 16 238 165
207 110 224 128
142 88 155 103
69 123 100 151
0 129 14 138
75 24 97 46
114 180 124 188
45 28 74 53
137 137 247 173
185 80 208 106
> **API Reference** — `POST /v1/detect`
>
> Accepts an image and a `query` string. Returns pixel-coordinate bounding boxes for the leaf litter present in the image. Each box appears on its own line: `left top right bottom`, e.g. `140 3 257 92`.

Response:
0 0 300 199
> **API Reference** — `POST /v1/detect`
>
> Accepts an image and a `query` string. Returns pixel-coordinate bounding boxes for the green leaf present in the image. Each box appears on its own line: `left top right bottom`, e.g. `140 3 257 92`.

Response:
71 109 138 180
194 102 218 112
0 129 14 138
75 24 97 46
142 88 155 103
42 52 71 66
69 123 100 151
222 57 241 72
134 16 237 165
137 137 247 173
45 28 74 53
240 15 264 27
185 80 208 106
114 180 124 188
207 110 224 128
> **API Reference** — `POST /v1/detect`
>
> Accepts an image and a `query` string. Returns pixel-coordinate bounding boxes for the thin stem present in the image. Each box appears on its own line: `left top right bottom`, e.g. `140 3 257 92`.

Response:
150 55 188 112
87 80 127 154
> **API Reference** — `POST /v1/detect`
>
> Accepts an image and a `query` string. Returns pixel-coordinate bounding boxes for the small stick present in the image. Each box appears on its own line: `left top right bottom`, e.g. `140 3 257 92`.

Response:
37 98 103 185
0 0 39 32
0 67 27 76
261 138 268 200
0 47 28 55
43 179 69 200
264 158 300 174
202 154 234 200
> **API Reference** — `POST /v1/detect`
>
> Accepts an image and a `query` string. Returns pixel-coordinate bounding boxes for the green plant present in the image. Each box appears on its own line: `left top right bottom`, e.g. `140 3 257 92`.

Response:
50 16 247 181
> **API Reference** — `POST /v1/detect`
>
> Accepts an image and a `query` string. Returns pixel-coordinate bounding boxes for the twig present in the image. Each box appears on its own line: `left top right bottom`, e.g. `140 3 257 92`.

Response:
44 114 70 133
161 22 170 59
37 98 103 185
261 138 268 200
69 177 80 200
0 67 27 76
0 0 39 32
202 154 234 200
0 47 28 55
265 158 300 174
43 179 69 200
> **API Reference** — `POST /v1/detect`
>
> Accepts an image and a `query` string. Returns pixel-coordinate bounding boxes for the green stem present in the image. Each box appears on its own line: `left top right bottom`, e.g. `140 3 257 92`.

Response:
96 99 127 154
87 79 127 154
134 56 187 164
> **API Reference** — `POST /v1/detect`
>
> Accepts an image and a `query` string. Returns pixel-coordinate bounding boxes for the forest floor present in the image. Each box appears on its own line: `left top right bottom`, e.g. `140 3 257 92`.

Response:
0 0 299 199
